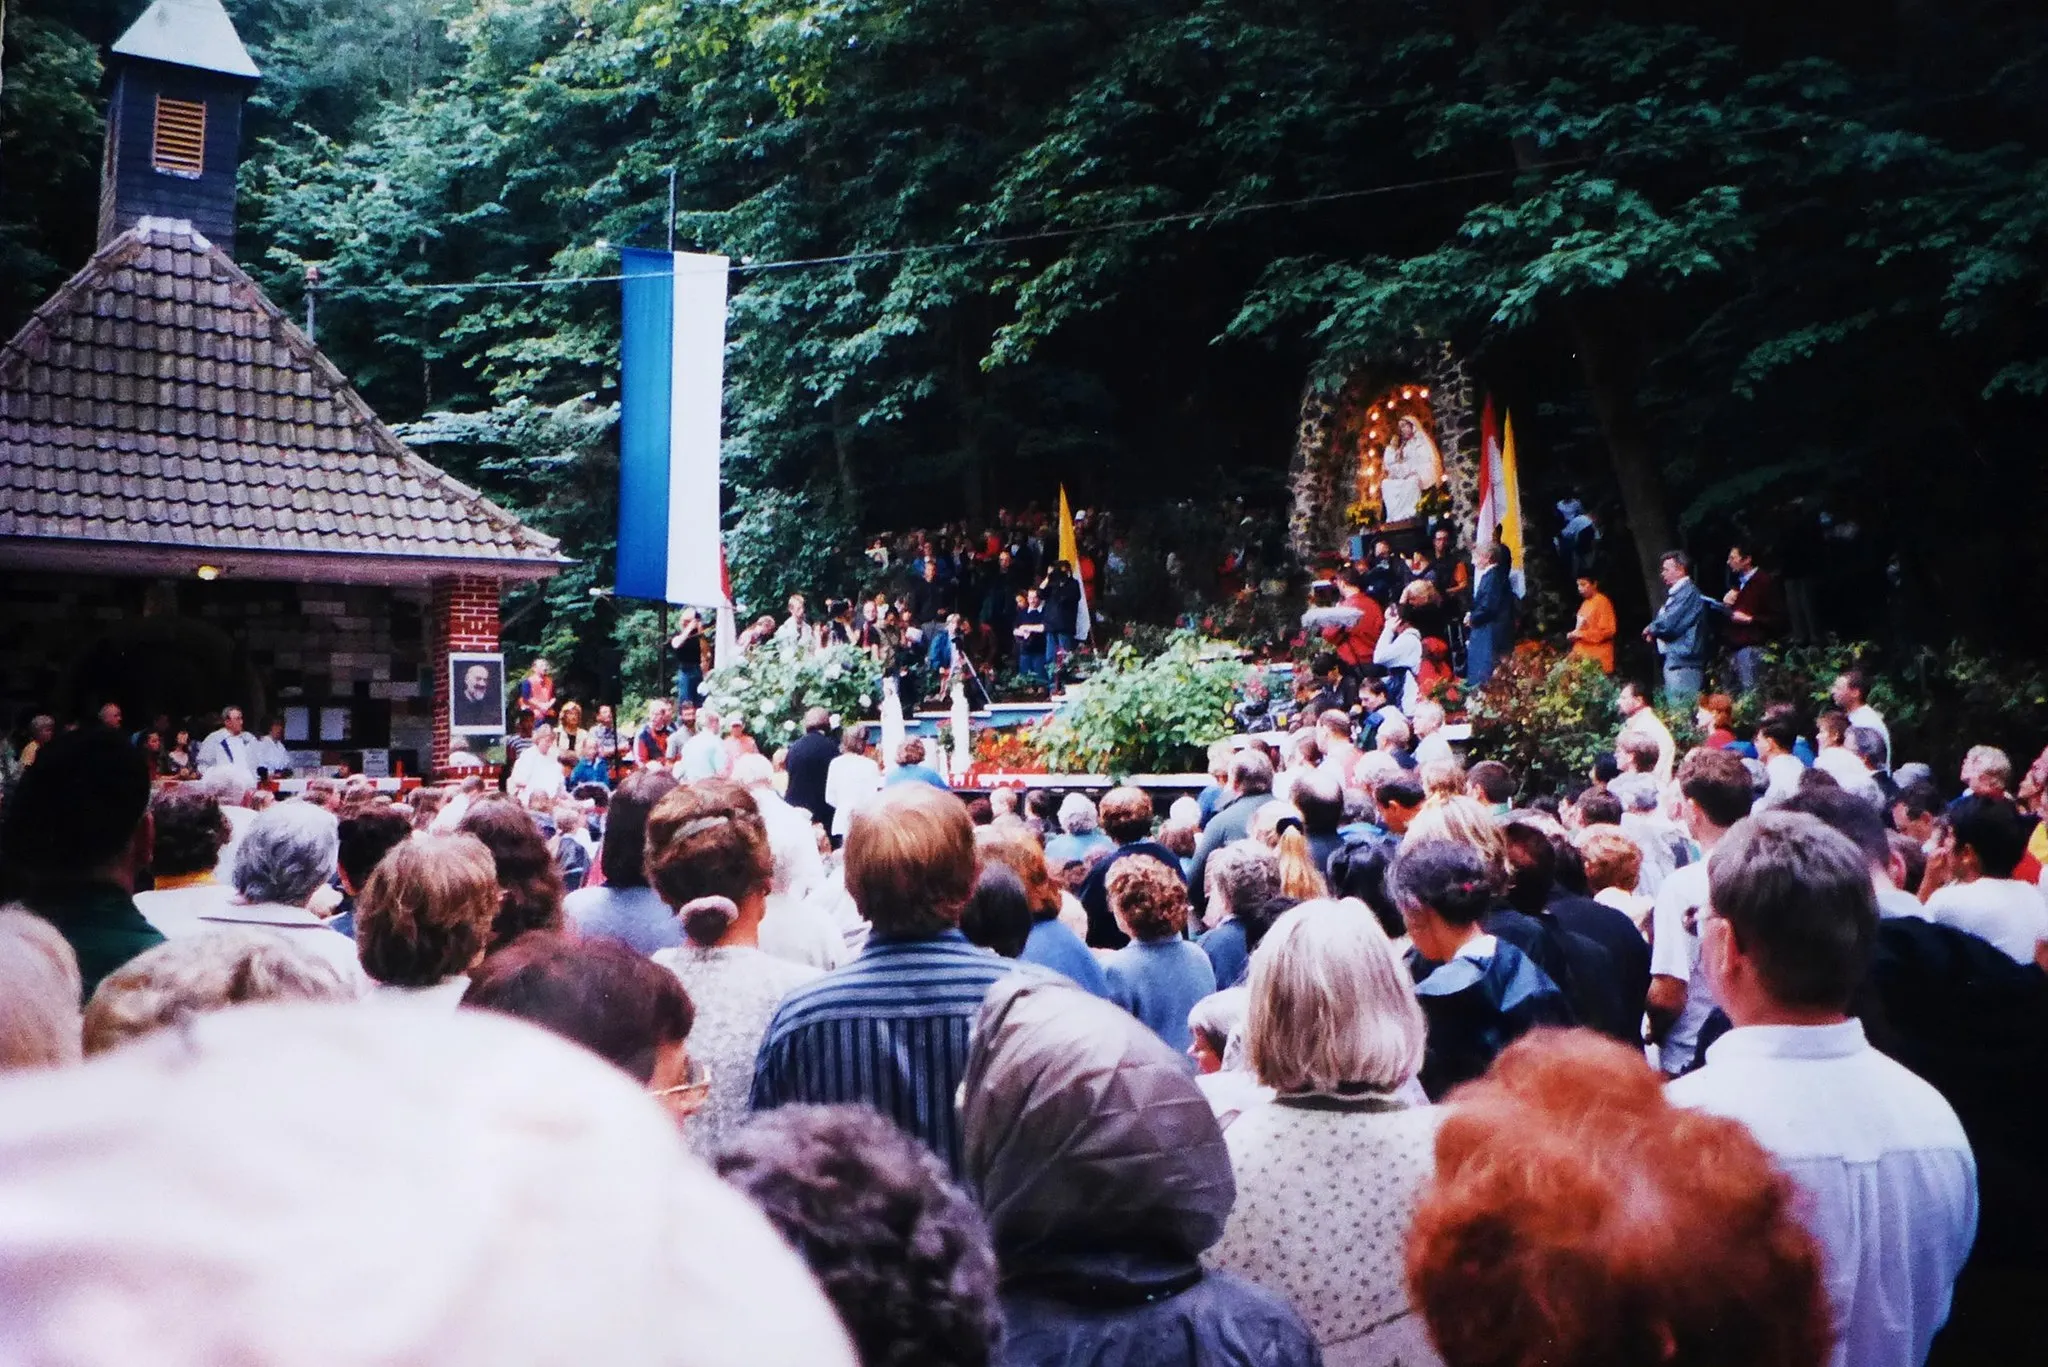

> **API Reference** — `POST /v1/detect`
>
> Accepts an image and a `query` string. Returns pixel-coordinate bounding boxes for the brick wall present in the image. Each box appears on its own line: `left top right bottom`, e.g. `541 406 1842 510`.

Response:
430 574 502 770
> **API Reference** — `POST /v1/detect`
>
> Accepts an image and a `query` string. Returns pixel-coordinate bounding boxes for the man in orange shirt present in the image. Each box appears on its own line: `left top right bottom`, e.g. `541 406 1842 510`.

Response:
1568 573 1617 673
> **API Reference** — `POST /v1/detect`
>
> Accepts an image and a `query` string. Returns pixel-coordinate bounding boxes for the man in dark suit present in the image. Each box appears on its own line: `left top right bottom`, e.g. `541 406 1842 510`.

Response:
1188 749 1278 916
1714 541 1785 694
1464 543 1516 686
782 708 841 832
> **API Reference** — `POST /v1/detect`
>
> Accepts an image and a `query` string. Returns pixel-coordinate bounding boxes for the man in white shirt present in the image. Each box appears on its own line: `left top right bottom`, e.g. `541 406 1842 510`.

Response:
1315 709 1360 783
1669 811 1976 1367
1410 700 1453 766
1776 783 1929 920
823 726 883 845
772 594 813 650
1813 711 1882 805
1914 795 2048 965
1371 605 1422 713
1648 747 1753 1076
507 724 566 803
678 710 728 781
1606 734 1662 811
1754 712 1807 809
1615 680 1675 784
247 717 293 777
1831 668 1891 767
197 707 257 772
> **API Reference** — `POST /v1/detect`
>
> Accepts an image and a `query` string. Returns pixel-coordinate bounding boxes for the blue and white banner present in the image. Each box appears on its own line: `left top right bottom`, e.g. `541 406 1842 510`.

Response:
617 248 730 607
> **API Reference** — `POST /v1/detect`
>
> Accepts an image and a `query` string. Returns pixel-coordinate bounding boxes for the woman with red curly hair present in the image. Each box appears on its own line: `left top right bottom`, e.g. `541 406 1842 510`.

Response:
1406 1029 1831 1367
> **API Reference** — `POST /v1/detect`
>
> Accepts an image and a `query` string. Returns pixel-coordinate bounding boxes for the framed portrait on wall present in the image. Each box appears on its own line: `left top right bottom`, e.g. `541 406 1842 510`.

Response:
448 652 507 736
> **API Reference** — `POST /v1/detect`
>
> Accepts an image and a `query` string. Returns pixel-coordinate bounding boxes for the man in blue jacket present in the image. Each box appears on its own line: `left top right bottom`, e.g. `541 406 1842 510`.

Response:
1643 549 1711 708
1464 543 1516 686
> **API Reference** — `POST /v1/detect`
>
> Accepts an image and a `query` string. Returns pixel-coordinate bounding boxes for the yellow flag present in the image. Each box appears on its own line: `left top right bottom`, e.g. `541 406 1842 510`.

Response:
1501 413 1526 570
1057 485 1091 641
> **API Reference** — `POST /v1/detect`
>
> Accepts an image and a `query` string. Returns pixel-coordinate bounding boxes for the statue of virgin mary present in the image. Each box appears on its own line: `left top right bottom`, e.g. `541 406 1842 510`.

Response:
1379 415 1444 523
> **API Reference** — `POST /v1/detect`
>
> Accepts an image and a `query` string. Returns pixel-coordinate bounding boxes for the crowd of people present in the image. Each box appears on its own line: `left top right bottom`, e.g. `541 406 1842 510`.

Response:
3 624 2044 1365
1300 532 1886 729
0 701 298 790
669 506 1129 705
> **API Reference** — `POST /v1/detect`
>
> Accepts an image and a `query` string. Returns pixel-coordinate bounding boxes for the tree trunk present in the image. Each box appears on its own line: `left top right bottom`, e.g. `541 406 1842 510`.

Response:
954 320 985 525
1463 0 1678 604
828 392 860 515
1564 307 1676 599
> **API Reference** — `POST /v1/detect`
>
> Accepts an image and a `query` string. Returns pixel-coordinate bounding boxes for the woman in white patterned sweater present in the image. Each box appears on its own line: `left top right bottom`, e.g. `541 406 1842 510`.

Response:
646 779 820 1154
1204 897 1444 1367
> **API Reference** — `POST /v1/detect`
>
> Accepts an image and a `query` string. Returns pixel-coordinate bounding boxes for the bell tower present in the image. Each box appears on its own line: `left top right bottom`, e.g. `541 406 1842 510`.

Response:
98 0 261 254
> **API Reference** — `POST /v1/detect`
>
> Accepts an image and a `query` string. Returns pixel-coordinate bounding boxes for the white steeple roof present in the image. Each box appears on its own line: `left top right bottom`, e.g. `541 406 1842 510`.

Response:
111 0 261 80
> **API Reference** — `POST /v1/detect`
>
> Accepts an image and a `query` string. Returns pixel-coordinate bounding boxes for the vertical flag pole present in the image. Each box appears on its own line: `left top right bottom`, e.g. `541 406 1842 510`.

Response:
660 165 678 700
1502 411 1527 597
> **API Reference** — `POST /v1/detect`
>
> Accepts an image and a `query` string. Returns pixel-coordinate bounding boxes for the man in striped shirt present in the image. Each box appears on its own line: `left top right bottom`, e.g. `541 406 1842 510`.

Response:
750 782 1017 1177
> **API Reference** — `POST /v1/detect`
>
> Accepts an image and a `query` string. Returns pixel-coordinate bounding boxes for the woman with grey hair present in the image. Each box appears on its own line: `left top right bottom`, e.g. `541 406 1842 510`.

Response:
1186 986 1272 1125
1196 841 1282 989
144 801 363 992
1205 898 1440 1366
84 929 352 1054
1043 792 1115 869
194 763 260 874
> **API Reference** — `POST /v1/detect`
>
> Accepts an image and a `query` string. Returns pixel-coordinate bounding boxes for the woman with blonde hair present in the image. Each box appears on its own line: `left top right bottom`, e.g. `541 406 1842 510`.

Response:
555 701 587 779
1207 898 1440 1365
1402 795 1505 874
1251 802 1328 900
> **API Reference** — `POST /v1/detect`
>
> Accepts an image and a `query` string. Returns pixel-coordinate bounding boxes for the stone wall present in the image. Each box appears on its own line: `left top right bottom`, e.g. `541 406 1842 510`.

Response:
1425 344 1481 535
1288 344 1480 560
0 571 436 770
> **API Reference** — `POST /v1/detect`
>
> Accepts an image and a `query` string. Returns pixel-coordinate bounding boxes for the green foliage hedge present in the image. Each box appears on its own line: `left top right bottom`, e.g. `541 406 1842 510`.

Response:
1466 644 1621 798
1033 633 1246 778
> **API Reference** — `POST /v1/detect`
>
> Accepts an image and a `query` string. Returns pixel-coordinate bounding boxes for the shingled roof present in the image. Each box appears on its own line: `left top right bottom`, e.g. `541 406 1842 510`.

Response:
0 218 566 584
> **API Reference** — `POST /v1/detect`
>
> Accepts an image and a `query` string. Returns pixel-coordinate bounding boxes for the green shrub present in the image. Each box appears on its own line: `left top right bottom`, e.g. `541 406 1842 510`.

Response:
1033 633 1247 777
1467 643 1622 798
1751 640 2048 776
700 641 882 749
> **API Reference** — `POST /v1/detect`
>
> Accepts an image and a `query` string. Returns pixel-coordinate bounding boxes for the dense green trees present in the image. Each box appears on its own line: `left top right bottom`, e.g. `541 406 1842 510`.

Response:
5 1 2045 691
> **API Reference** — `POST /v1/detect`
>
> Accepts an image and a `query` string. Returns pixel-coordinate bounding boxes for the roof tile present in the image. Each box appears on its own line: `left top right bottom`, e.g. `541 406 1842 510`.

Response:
0 221 561 567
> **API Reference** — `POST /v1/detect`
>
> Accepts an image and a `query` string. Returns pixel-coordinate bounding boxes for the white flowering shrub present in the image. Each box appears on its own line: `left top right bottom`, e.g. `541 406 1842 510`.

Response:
700 642 883 746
